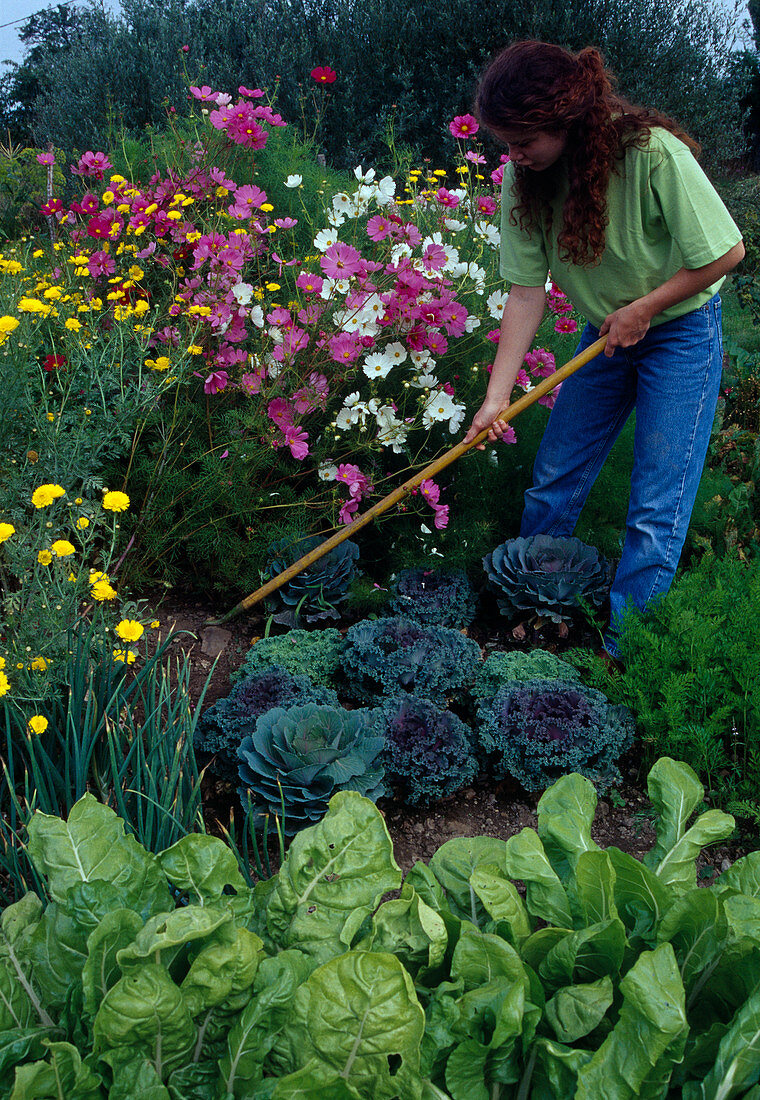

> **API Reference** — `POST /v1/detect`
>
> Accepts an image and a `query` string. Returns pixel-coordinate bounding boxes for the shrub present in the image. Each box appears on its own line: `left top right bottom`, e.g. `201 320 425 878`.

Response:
237 702 386 832
379 694 478 804
477 677 634 792
263 535 360 626
583 553 760 816
472 648 581 701
340 615 482 703
389 566 476 629
483 534 610 624
195 665 339 779
232 628 345 687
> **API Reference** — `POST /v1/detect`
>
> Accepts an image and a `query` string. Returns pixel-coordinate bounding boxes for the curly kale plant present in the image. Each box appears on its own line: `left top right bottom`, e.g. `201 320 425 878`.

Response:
195 666 339 779
237 703 387 832
263 536 360 626
380 695 478 804
389 567 476 629
473 649 581 701
341 616 482 704
232 628 345 687
483 534 610 624
478 678 634 791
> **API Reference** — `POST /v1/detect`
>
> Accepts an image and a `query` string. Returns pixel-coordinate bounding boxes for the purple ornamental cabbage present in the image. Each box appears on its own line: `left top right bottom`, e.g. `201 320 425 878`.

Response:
390 567 476 629
380 694 478 804
477 677 634 791
483 534 610 624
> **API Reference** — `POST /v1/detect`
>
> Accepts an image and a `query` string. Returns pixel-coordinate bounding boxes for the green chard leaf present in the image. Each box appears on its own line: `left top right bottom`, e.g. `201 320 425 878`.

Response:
105 1055 170 1100
180 925 262 1017
8 1040 103 1099
116 906 232 972
643 758 735 892
657 889 728 996
530 1038 594 1100
692 982 760 1099
545 975 615 1043
540 919 627 992
428 836 508 926
266 791 402 964
572 850 619 927
537 773 600 880
714 851 760 898
504 829 573 928
92 963 195 1080
158 834 249 905
575 943 688 1099
0 1029 59 1081
469 864 531 949
356 882 448 981
450 928 527 993
270 1065 362 1098
26 794 172 918
81 909 144 1019
607 848 669 945
274 950 425 1099
0 895 55 1031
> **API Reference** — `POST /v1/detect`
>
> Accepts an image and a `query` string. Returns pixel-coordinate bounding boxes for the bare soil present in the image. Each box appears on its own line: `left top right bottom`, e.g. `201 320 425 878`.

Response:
149 593 743 880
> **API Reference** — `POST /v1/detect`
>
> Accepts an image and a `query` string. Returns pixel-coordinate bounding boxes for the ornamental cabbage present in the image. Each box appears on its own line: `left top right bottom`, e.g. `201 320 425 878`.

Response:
483 534 610 624
195 666 338 779
389 567 476 629
237 703 386 833
380 694 478 804
340 616 482 703
263 536 360 626
477 677 634 791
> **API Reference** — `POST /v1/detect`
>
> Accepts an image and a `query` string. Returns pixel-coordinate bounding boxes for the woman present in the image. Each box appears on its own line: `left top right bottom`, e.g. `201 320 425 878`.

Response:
463 40 744 659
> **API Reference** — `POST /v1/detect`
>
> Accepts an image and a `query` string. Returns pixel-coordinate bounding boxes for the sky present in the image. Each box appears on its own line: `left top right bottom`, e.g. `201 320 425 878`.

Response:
0 0 754 67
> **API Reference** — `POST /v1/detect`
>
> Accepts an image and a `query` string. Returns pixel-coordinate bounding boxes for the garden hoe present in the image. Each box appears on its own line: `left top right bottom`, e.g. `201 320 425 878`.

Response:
211 334 608 625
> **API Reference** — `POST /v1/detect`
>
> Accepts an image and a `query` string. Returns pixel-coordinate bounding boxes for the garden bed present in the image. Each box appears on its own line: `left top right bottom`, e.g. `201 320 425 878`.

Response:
148 593 746 878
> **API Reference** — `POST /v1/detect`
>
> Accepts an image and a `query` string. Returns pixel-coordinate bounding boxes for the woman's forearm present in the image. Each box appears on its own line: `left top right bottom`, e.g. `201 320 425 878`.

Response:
485 284 547 403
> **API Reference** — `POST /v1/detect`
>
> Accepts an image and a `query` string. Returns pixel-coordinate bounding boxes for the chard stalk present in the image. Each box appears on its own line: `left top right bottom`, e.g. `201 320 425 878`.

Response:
3 937 56 1028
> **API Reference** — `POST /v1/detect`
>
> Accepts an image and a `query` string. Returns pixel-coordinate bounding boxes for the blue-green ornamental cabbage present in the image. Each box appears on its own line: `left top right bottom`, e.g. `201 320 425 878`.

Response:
263 536 360 626
483 534 610 623
237 703 386 833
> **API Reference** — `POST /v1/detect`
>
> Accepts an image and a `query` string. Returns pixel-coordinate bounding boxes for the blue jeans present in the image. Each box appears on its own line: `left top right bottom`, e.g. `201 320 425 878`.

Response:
520 296 723 657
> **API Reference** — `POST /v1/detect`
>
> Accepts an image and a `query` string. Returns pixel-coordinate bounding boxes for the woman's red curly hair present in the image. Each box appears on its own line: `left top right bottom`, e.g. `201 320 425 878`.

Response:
476 41 699 266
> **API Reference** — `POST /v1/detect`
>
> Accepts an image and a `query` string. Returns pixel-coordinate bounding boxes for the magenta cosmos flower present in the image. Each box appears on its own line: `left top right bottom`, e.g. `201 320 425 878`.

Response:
36 152 55 166
449 114 479 139
311 65 337 84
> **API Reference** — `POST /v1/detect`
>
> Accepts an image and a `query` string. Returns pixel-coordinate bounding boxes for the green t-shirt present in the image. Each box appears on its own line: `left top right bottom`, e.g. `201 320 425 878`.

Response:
499 127 742 327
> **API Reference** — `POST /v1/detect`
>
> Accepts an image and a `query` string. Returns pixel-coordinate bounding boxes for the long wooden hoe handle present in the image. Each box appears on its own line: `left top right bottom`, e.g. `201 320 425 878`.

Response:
213 334 608 624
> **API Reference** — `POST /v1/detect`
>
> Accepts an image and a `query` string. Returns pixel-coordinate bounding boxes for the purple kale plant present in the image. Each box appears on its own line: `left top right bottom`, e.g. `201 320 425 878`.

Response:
195 665 338 779
477 677 634 791
380 694 478 804
389 567 476 629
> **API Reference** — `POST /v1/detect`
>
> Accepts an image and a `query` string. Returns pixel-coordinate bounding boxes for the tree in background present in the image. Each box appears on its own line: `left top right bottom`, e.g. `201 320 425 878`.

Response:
5 0 746 168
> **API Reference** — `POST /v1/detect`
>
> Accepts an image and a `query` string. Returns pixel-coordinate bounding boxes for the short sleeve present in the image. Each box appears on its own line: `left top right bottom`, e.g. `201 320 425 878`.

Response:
649 137 742 268
499 168 549 285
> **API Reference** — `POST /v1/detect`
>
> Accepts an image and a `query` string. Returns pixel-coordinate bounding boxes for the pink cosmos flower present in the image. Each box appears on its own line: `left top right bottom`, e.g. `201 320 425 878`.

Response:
267 398 293 426
422 242 447 271
328 331 363 363
440 300 468 337
40 199 63 216
71 151 112 179
240 368 265 394
525 348 556 378
293 373 329 413
419 478 440 505
367 215 393 241
190 85 217 101
539 387 560 409
425 332 449 356
433 504 449 529
435 188 460 209
36 152 55 166
274 217 298 229
466 151 486 164
311 66 337 84
548 295 573 315
486 329 501 344
515 369 531 391
336 463 369 497
320 241 363 279
87 250 116 277
338 498 360 525
204 370 229 394
296 271 324 295
476 195 498 216
554 316 578 334
449 114 479 139
228 183 268 218
239 85 265 97
490 165 505 187
500 425 517 444
284 424 309 460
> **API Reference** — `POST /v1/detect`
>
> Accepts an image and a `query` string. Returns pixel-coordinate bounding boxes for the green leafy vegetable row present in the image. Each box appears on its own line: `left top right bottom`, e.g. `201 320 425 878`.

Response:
2 757 759 1098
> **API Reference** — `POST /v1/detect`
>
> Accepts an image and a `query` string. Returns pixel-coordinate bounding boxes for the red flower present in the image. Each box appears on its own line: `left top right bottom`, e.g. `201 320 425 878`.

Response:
44 354 67 372
311 66 336 84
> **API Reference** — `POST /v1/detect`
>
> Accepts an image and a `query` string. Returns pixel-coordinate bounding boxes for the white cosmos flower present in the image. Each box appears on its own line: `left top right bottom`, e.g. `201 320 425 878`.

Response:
411 371 439 389
422 389 467 433
390 243 413 264
362 352 394 380
443 218 466 232
476 220 500 248
410 348 435 369
327 208 347 228
374 175 396 205
383 341 407 366
232 281 253 305
354 166 376 183
248 304 264 328
284 174 303 188
313 228 338 251
487 289 510 320
464 314 481 333
320 277 350 299
318 461 338 481
332 192 354 213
